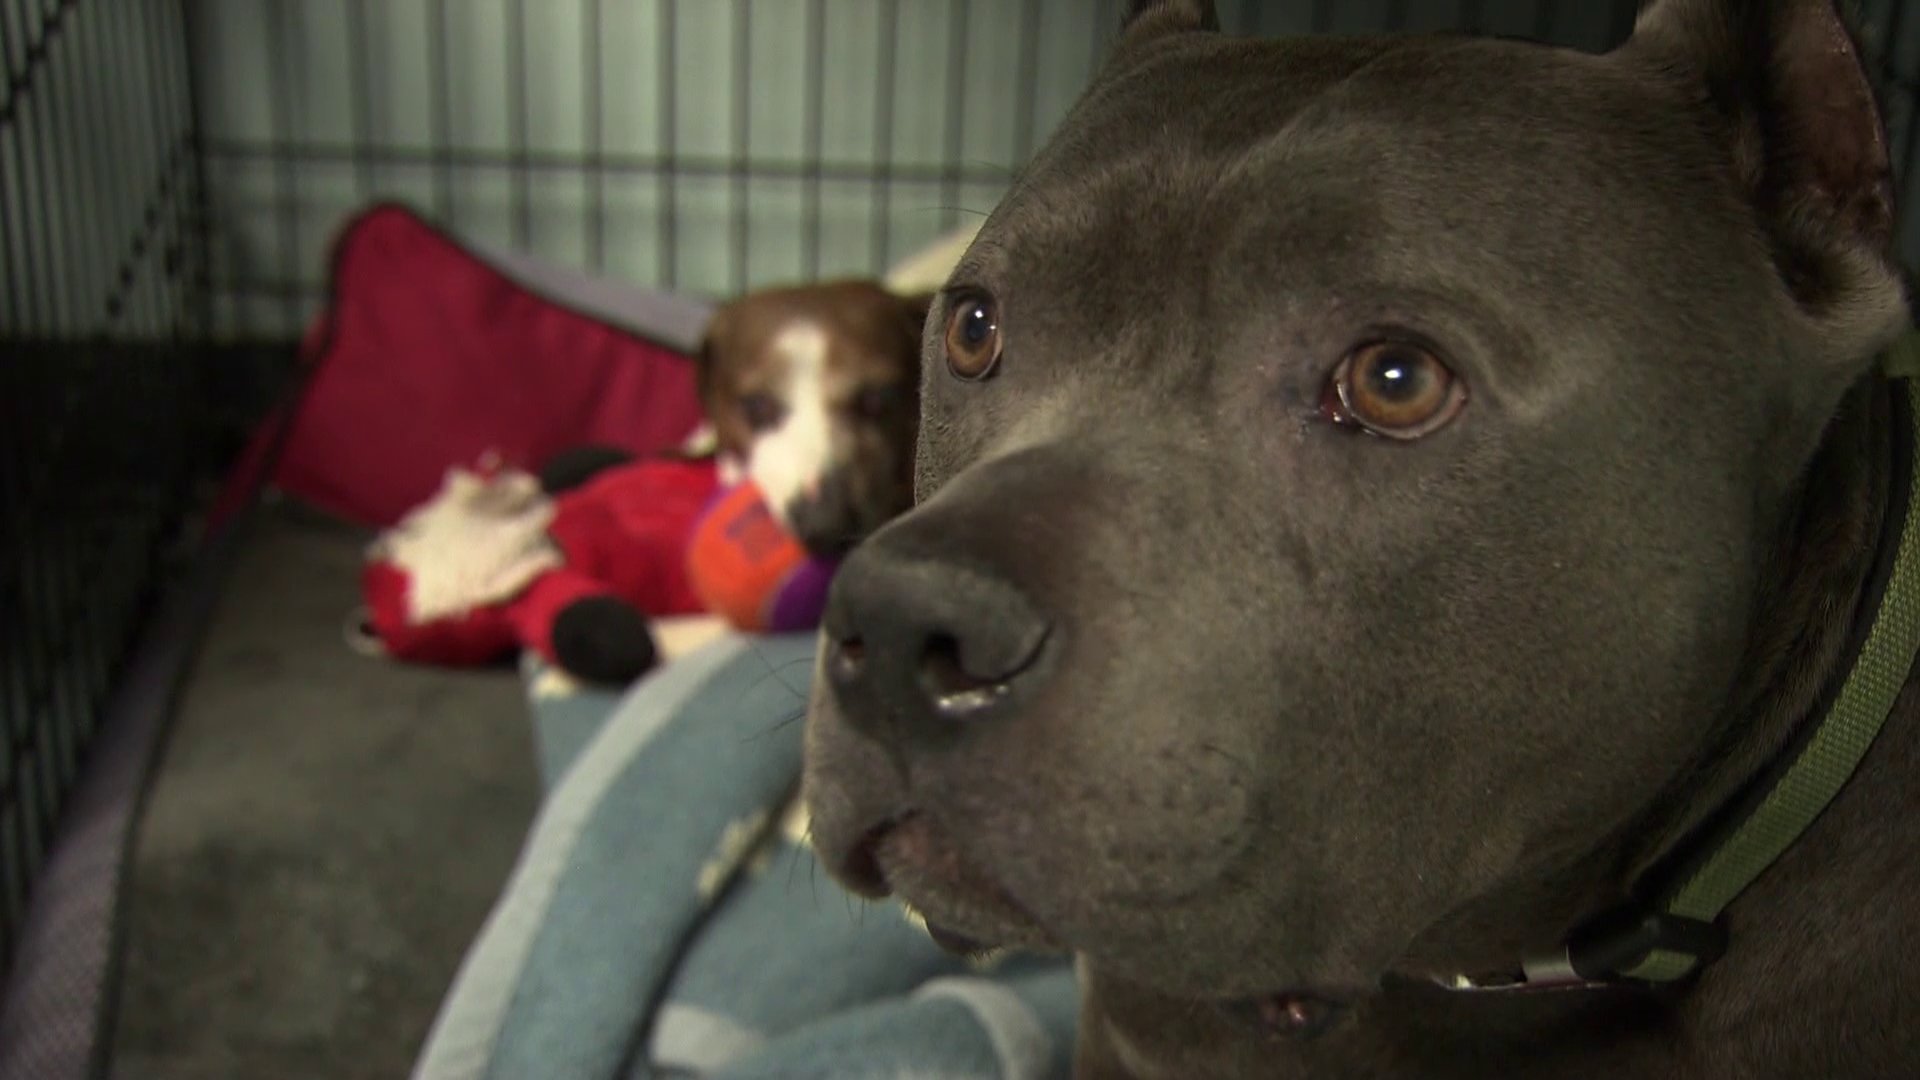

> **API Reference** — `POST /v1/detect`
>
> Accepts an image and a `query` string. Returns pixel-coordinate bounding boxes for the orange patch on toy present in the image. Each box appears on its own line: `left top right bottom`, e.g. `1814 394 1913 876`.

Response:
685 481 811 633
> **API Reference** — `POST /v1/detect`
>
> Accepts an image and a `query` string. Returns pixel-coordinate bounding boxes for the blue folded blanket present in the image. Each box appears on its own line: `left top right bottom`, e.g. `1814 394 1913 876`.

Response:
411 635 1080 1080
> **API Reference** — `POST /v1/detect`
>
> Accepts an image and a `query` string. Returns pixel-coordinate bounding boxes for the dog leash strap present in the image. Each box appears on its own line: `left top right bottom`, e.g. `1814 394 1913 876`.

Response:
1616 342 1920 984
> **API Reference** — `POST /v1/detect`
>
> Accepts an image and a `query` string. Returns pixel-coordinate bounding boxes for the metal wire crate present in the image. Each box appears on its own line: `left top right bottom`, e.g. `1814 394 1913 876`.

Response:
188 0 1920 344
1 0 209 975
5 0 1920 990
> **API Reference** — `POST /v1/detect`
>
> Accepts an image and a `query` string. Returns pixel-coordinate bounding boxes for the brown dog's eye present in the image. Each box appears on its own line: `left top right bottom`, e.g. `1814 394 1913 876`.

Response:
943 294 1002 381
740 393 786 432
1327 341 1464 439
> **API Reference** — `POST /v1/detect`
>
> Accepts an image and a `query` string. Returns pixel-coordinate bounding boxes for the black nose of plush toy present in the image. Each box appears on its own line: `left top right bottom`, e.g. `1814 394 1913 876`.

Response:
821 541 1053 744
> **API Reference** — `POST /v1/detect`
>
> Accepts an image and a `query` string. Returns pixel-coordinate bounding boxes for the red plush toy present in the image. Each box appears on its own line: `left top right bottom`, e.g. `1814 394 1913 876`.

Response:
356 447 721 685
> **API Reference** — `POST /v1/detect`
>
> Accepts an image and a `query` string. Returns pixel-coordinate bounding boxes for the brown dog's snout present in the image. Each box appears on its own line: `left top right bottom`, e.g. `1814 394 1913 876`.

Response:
821 542 1055 743
784 479 863 561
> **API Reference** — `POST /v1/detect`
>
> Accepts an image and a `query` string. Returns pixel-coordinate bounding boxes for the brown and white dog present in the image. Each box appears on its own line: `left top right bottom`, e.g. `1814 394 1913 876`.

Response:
693 280 933 559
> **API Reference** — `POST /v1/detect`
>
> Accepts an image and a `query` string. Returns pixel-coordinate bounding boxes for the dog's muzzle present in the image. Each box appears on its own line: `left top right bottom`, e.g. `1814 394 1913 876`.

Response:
783 473 884 561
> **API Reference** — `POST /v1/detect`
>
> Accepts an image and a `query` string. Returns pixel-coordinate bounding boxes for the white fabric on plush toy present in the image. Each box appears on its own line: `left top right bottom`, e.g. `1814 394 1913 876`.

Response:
369 461 562 623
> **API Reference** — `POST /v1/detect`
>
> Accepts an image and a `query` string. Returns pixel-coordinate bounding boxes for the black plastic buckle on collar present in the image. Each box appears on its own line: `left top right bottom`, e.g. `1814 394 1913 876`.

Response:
1564 905 1728 986
1437 906 1728 994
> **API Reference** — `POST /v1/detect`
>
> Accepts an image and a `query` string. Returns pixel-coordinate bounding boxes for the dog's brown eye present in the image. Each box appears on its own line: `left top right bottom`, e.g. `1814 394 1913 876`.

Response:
943 295 1002 380
740 393 786 432
1328 342 1464 439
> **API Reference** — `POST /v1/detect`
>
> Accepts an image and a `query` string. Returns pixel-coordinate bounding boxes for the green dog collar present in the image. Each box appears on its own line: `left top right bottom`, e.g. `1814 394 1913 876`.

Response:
1445 330 1920 994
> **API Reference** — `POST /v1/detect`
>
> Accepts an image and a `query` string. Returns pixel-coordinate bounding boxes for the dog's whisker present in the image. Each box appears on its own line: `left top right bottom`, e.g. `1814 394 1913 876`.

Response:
924 204 996 219
748 710 808 741
740 644 815 699
1196 741 1254 771
782 843 804 892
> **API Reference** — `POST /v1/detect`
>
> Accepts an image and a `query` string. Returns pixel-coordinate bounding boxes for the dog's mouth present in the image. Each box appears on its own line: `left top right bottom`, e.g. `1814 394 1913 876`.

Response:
1212 991 1354 1042
839 814 1356 1038
839 812 1062 958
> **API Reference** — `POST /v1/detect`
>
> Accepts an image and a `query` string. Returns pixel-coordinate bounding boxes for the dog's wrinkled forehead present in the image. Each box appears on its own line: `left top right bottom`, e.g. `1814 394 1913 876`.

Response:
979 34 1775 371
908 21 1908 514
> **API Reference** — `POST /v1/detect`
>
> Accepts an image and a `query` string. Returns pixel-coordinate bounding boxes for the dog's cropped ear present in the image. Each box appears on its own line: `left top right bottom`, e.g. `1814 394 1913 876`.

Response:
1621 0 1906 358
1109 1 1218 65
1122 0 1219 36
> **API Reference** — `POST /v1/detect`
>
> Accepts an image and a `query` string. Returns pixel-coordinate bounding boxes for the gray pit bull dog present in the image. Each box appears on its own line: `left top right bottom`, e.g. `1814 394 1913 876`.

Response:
802 0 1920 1076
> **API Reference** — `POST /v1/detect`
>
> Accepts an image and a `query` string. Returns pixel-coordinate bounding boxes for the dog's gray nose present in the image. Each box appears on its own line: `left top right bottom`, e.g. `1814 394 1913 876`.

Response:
821 544 1053 737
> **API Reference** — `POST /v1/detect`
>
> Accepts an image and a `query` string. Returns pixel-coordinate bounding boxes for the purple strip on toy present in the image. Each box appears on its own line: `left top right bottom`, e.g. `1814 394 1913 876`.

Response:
768 558 838 632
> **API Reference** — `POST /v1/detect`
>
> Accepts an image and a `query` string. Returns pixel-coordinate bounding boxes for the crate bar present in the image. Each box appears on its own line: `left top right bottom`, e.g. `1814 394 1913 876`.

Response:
107 0 164 335
800 0 825 280
63 0 115 332
264 0 302 337
508 0 532 250
15 1 87 882
1011 0 1042 163
657 0 678 287
0 0 77 130
0 1 50 332
1880 0 1920 101
1 807 20 971
198 140 1015 191
868 0 898 275
0 0 45 534
1236 0 1259 35
178 0 216 340
1532 0 1557 43
35 0 83 335
51 0 102 785
1087 0 1113 95
583 0 606 274
1903 72 1920 218
1882 0 1915 193
428 0 456 221
348 0 377 204
158 0 204 338
937 0 970 234
113 0 161 334
0 2 38 332
1608 0 1639 45
730 0 751 295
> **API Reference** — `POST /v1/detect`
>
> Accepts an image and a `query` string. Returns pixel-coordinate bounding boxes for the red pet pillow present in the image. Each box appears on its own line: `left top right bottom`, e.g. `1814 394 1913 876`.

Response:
223 203 708 530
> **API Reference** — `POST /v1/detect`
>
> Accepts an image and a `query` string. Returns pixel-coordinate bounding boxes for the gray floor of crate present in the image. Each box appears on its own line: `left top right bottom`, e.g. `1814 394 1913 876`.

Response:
109 499 541 1079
